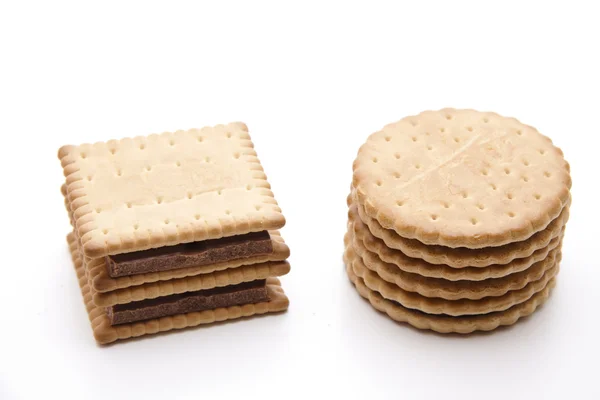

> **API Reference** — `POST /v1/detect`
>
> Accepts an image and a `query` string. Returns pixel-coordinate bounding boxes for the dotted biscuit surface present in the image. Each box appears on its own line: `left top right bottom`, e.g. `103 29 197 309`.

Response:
59 122 285 258
352 109 571 248
68 234 289 345
346 230 562 299
345 246 559 316
345 262 556 334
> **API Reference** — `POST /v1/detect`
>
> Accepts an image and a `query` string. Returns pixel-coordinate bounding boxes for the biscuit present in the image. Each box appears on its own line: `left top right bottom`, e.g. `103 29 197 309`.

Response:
345 246 559 316
347 230 562 299
59 122 285 258
350 198 569 268
345 262 556 334
352 109 571 248
69 234 289 344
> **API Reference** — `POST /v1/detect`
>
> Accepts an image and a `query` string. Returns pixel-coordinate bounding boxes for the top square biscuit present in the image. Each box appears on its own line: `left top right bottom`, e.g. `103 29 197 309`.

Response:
59 122 285 258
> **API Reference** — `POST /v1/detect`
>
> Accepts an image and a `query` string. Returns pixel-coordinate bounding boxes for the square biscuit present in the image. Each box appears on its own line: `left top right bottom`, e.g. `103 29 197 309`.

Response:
59 122 285 258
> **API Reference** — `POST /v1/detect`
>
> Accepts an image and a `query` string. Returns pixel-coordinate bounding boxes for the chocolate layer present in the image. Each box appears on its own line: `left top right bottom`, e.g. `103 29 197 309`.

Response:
106 279 269 325
106 231 272 277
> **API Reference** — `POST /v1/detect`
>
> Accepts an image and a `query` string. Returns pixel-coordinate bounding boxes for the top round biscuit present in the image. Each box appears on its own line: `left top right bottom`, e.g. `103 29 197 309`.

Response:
352 109 571 248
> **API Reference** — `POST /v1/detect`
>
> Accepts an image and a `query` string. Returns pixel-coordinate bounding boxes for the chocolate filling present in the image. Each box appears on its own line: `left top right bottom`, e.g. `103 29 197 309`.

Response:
106 279 269 325
105 231 272 277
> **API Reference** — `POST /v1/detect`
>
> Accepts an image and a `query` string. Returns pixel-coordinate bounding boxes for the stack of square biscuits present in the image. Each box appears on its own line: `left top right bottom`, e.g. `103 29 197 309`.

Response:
345 109 572 333
59 122 290 344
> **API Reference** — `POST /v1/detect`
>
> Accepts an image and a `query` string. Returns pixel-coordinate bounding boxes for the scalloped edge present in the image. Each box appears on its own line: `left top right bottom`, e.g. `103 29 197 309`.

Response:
349 211 564 280
346 229 562 299
345 246 559 316
345 262 556 334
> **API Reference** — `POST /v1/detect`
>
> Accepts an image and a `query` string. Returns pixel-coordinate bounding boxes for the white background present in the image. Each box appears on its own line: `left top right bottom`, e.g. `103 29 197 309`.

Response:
1 1 599 399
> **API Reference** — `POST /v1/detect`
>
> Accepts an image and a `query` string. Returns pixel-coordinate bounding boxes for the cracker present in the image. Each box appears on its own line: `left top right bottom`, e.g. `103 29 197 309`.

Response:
345 262 556 334
346 230 562 300
345 246 559 316
68 235 289 345
59 122 285 258
352 108 571 248
349 209 564 280
350 198 569 268
67 233 290 307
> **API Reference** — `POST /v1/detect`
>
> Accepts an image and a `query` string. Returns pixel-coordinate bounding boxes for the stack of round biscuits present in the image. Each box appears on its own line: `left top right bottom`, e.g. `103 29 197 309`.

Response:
345 109 572 333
